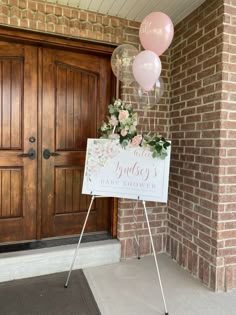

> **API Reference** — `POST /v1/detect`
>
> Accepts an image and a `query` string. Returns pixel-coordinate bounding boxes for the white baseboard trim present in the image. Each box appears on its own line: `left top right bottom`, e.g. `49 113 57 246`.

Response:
0 239 121 282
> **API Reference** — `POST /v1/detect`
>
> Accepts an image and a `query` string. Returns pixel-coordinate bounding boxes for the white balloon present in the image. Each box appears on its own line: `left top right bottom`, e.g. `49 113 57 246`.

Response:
132 50 162 92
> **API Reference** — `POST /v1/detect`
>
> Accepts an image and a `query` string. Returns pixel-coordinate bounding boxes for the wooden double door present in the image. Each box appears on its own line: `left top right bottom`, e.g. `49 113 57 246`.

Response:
0 39 114 243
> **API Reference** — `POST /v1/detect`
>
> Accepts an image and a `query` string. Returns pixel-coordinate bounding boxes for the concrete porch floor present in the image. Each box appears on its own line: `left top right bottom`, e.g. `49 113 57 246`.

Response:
84 254 236 315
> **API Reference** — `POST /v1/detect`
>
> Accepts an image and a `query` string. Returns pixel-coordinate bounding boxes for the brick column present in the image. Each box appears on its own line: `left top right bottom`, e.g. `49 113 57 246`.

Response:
216 0 236 291
168 0 236 291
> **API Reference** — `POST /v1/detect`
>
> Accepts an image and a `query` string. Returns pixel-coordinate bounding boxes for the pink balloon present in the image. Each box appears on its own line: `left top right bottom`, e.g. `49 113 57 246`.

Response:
132 50 162 92
139 12 174 56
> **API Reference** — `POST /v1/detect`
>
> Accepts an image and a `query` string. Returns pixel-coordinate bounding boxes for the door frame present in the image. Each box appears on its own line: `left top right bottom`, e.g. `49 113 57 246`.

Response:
0 26 118 240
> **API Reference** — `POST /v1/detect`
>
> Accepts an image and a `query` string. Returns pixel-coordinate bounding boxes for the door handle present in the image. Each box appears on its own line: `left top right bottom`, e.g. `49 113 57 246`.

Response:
18 148 36 160
43 149 60 160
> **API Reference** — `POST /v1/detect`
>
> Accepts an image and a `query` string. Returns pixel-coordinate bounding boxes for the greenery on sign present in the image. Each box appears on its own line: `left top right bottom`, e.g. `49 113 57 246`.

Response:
98 98 170 159
143 134 171 159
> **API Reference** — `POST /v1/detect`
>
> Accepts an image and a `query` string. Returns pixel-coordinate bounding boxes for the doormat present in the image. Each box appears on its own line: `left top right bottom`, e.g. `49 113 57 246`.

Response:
0 269 101 315
0 232 112 254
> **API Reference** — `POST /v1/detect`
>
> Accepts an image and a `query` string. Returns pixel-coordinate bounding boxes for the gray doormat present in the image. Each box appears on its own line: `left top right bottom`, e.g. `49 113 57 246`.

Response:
0 269 101 315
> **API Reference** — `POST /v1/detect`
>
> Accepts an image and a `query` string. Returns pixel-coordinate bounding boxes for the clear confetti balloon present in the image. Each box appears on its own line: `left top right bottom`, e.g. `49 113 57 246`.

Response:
111 44 139 85
133 77 164 109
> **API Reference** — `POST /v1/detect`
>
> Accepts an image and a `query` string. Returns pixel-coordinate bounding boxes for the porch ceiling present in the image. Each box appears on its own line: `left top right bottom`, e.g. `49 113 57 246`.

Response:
39 0 206 25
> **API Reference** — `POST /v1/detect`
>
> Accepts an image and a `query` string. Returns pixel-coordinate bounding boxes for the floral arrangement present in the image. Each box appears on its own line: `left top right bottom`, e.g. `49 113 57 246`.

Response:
98 98 170 159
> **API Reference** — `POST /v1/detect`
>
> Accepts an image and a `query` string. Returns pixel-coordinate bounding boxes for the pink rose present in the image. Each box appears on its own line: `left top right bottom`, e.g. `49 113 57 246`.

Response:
109 115 118 126
131 135 142 147
121 129 127 137
118 110 129 122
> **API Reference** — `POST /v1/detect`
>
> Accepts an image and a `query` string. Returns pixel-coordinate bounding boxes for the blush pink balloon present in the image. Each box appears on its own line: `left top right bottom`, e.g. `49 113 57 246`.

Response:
139 12 174 56
132 50 162 92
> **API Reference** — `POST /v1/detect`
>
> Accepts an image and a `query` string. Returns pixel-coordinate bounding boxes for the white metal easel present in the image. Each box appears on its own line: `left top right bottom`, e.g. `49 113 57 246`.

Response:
64 195 169 315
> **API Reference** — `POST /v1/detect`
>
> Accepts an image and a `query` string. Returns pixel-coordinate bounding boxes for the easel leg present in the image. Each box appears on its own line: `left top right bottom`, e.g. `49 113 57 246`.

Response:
142 200 169 315
64 195 95 288
133 200 140 259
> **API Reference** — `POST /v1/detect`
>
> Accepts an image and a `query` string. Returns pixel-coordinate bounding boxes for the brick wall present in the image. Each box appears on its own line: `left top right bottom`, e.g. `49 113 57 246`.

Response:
0 0 169 260
0 0 126 44
168 0 236 291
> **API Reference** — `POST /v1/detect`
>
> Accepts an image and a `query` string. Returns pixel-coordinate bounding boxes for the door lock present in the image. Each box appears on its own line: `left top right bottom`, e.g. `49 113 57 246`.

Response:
43 149 60 160
29 136 36 143
18 148 36 160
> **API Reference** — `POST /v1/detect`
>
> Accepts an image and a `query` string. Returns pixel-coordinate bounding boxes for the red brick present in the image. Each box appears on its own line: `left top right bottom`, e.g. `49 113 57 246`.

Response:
29 20 36 29
35 12 45 23
102 16 109 26
199 248 215 264
46 23 54 33
203 260 210 286
58 16 69 27
10 6 21 17
0 5 8 15
219 247 236 257
204 35 222 52
153 234 163 252
37 3 45 13
219 230 236 240
9 16 19 26
37 21 45 31
0 15 8 23
198 47 217 63
46 14 57 24
8 0 18 6
138 236 151 256
216 267 225 291
45 4 54 15
124 238 136 258
19 0 26 9
55 6 62 16
20 18 28 27
186 114 201 123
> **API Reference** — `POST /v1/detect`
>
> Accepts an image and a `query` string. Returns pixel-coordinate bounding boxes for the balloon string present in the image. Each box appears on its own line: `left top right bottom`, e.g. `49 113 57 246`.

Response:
147 94 151 131
144 110 147 134
128 94 131 106
116 68 119 99
116 78 119 99
154 106 156 133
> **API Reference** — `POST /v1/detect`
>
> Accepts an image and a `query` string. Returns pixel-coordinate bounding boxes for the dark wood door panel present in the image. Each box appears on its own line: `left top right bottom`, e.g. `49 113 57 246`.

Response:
0 41 37 243
54 167 86 214
41 47 113 238
0 56 23 149
55 61 98 151
0 168 22 218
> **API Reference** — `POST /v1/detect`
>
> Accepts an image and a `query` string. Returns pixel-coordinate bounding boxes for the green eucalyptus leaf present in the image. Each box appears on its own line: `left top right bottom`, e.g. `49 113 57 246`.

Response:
109 108 115 114
163 142 170 149
148 141 156 146
152 151 158 158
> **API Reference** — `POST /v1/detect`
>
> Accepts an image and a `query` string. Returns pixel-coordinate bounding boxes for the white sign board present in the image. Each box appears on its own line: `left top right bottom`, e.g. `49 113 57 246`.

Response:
82 139 171 202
